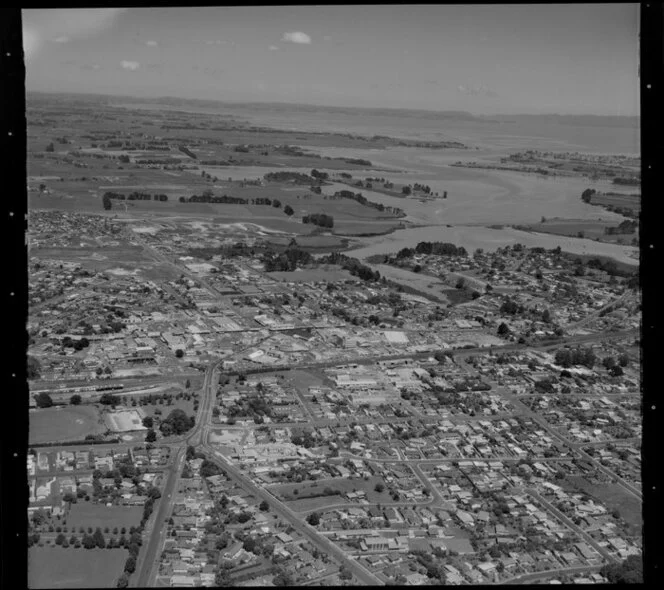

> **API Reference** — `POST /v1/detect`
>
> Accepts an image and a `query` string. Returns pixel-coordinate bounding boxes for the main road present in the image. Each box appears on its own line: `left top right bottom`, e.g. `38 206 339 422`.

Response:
134 361 221 587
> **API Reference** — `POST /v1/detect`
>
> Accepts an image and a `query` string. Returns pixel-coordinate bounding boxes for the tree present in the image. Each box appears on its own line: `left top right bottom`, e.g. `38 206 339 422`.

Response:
306 512 320 526
63 492 77 504
601 555 643 584
374 483 385 493
284 204 294 216
93 527 106 548
148 486 161 500
402 186 411 195
142 416 154 428
160 408 195 435
581 188 596 203
542 309 551 323
555 349 572 368
339 566 353 581
243 537 257 553
602 356 616 370
175 349 184 358
99 393 118 405
259 500 270 512
273 571 294 586
200 459 223 478
27 356 41 379
497 322 510 336
116 573 129 588
70 394 82 405
35 392 53 408
46 142 55 152
82 534 96 549
145 429 157 443
103 193 113 211
124 556 136 574
618 353 630 367
610 365 624 377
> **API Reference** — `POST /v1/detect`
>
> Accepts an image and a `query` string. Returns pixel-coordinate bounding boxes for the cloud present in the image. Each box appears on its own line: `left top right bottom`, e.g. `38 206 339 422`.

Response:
80 63 101 71
281 31 311 44
145 40 158 47
121 60 140 71
202 66 223 77
269 45 279 51
23 8 127 60
205 39 233 46
457 84 499 98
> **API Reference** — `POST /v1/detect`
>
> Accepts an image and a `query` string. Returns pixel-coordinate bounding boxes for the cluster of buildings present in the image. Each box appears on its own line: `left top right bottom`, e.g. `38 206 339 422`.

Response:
157 456 344 586
28 445 169 522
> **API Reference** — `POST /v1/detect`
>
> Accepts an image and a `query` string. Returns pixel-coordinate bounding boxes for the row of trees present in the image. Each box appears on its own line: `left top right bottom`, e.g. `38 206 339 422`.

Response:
331 189 404 216
178 190 294 216
60 336 91 351
263 246 313 272
302 213 334 228
180 192 248 204
103 191 169 202
394 241 468 260
264 171 313 184
554 346 597 369
319 252 380 282
604 219 638 235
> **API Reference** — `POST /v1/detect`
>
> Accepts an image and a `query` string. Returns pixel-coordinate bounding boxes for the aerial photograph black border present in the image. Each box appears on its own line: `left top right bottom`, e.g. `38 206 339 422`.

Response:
2 2 661 588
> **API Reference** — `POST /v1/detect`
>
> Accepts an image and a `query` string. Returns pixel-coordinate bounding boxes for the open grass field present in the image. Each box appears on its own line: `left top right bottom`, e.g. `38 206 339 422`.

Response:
137 397 197 421
66 503 144 529
332 219 403 236
264 234 349 249
591 192 640 213
28 244 179 280
270 475 393 505
565 476 642 535
283 494 348 512
441 288 475 306
28 546 128 589
268 268 354 283
29 406 105 445
515 218 636 244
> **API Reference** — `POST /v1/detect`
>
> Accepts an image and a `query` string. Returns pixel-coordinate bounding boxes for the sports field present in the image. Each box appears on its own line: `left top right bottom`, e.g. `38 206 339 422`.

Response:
66 503 143 529
28 546 128 588
29 406 105 445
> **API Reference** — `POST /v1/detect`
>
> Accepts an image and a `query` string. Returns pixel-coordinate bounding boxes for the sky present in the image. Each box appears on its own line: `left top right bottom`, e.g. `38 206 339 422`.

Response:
22 5 639 116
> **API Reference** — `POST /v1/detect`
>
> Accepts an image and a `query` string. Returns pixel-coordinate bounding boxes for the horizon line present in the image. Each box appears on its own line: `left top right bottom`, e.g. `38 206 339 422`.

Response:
25 89 640 120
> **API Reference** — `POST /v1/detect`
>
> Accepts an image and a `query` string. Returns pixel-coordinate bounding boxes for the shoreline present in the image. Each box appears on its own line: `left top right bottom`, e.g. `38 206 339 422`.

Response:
344 223 639 268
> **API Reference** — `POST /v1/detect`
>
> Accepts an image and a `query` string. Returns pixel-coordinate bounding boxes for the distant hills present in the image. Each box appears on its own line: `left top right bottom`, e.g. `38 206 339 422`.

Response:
27 91 638 128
